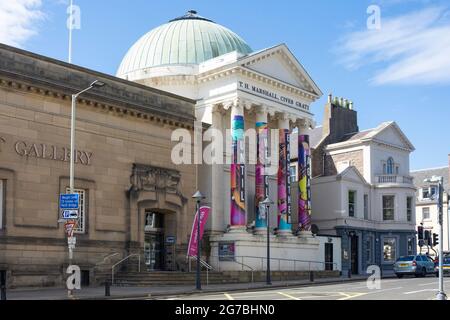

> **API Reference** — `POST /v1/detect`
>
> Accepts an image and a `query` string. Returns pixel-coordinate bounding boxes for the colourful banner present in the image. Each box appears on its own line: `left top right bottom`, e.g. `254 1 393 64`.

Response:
298 135 311 231
187 206 211 257
231 115 246 226
278 129 291 231
255 122 268 229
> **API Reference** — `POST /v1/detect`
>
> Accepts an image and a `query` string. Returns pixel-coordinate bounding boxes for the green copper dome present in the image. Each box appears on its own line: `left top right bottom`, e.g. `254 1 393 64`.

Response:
117 10 253 77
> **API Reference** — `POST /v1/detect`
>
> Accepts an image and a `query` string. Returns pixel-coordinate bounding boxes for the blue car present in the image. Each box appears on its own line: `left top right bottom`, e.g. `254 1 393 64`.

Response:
434 255 450 277
393 255 435 278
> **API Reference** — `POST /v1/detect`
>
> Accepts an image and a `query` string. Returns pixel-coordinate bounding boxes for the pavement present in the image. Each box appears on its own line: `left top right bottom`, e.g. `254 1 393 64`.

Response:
4 274 385 300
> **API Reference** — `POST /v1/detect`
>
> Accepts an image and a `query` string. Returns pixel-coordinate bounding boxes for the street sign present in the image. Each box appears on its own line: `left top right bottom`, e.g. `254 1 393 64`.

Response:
59 194 79 210
62 210 78 219
166 236 176 244
64 221 76 238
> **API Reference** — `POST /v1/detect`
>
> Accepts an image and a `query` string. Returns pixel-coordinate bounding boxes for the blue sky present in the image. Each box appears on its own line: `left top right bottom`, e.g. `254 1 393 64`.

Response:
1 0 449 170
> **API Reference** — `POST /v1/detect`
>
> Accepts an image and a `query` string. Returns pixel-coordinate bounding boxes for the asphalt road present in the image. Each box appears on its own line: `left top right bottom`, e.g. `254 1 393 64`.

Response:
155 276 450 301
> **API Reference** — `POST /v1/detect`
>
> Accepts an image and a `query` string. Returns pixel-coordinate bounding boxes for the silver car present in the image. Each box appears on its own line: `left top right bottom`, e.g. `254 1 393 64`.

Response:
394 255 435 278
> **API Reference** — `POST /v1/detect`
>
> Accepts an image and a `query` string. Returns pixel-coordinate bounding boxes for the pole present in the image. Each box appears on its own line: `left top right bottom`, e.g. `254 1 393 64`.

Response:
196 200 201 290
266 205 270 284
437 177 447 300
68 0 73 63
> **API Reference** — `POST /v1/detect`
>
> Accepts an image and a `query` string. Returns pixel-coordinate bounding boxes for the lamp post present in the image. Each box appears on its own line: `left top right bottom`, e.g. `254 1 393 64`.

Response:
67 80 105 298
261 197 273 285
192 191 205 290
424 176 447 300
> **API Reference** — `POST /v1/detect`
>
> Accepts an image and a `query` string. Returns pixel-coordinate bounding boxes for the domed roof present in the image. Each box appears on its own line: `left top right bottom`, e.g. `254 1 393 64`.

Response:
117 10 252 78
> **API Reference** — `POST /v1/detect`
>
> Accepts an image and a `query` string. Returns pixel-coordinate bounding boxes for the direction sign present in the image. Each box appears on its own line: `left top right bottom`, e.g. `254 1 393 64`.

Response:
62 210 79 220
60 194 79 210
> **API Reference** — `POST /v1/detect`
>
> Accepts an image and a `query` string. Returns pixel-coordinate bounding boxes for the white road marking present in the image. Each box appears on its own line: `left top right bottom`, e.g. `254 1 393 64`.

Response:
223 293 234 300
277 292 301 300
404 289 437 295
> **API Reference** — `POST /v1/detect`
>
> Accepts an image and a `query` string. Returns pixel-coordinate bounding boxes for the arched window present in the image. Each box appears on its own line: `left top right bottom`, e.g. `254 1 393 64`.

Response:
387 157 394 175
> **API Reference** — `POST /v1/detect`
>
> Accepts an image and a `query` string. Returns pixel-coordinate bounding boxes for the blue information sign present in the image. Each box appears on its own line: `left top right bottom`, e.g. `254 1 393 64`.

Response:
59 194 79 210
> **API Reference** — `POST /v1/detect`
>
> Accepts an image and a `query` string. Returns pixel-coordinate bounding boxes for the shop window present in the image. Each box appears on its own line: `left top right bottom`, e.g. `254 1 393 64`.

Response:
65 188 87 234
364 194 369 220
383 195 395 221
383 237 397 263
407 237 415 255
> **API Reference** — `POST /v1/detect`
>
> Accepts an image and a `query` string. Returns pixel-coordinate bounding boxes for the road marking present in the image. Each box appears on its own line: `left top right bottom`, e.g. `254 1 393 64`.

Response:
223 293 234 300
404 289 437 295
337 292 368 300
277 292 301 300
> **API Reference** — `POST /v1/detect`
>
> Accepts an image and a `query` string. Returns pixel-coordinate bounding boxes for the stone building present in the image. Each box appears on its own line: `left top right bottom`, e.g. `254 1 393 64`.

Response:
0 44 197 287
308 95 417 275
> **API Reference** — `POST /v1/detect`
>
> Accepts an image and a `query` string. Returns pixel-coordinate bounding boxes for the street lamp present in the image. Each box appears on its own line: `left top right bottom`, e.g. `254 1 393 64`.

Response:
67 80 105 298
261 197 274 285
424 176 447 300
192 191 205 290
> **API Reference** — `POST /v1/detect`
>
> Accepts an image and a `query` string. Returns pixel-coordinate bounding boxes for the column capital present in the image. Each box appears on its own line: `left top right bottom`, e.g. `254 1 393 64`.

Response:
212 104 227 115
254 104 269 115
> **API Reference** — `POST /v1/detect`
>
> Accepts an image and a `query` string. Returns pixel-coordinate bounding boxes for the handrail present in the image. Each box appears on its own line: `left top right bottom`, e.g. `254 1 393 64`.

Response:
213 255 338 273
210 255 255 283
188 256 213 285
95 252 119 267
111 254 141 285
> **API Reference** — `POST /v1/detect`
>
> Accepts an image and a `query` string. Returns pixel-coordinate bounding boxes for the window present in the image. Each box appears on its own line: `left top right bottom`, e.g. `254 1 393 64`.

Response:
383 237 397 263
407 237 414 255
0 180 3 229
386 157 394 175
289 164 298 183
145 211 164 229
366 236 373 264
383 195 395 221
422 207 430 220
65 188 86 234
364 194 369 220
422 186 437 199
348 191 356 217
406 197 413 222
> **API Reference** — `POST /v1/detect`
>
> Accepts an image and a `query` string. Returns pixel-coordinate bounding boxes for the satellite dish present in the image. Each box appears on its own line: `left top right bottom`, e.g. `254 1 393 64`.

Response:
311 224 319 235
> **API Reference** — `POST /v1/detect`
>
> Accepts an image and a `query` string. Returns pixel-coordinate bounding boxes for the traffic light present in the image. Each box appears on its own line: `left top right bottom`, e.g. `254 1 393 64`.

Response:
418 226 424 240
433 233 439 247
424 230 431 245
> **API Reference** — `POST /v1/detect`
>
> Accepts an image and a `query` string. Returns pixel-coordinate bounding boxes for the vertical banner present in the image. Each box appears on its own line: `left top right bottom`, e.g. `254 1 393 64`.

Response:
230 115 246 226
277 129 291 231
187 206 211 257
255 122 268 229
298 135 311 231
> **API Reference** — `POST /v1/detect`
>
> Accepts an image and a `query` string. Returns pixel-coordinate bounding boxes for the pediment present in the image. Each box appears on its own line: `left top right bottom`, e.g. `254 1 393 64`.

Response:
337 166 368 184
370 122 415 151
239 44 322 98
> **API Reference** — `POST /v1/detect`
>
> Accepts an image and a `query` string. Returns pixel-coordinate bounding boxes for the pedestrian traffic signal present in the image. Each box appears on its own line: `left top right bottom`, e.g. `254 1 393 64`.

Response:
433 233 439 247
424 230 431 245
418 226 424 240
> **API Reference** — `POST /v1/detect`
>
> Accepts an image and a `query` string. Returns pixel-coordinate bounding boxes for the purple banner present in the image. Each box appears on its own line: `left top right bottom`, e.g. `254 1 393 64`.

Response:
187 206 211 257
278 129 291 230
255 122 268 228
298 135 311 231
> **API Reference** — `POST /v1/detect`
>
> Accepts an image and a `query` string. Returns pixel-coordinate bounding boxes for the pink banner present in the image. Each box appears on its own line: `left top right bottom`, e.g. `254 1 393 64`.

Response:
187 206 211 257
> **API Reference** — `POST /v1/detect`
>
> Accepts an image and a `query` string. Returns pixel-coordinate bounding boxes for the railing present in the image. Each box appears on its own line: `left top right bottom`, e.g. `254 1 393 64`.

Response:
377 175 414 184
212 255 338 274
211 255 255 283
95 252 119 267
188 256 214 285
111 254 141 285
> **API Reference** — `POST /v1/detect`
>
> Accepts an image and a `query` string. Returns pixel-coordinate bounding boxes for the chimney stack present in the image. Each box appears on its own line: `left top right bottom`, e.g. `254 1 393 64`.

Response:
322 95 359 144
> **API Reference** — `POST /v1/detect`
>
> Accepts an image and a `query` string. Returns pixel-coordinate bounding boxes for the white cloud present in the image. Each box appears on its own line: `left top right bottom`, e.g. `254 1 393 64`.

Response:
336 6 450 85
0 0 45 48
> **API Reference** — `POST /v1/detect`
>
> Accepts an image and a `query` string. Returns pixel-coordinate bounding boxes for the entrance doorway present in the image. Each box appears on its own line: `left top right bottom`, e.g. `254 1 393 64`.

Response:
144 211 165 271
350 234 359 274
325 243 333 271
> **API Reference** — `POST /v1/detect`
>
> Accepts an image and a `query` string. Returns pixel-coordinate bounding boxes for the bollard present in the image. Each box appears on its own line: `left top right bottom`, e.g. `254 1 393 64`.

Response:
309 271 314 282
0 271 6 301
105 281 110 297
348 269 352 279
1 285 6 301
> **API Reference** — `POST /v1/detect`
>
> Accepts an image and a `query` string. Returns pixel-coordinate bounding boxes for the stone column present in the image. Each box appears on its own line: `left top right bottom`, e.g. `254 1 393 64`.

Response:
254 106 269 235
277 113 292 236
209 104 225 235
297 119 313 238
230 99 246 231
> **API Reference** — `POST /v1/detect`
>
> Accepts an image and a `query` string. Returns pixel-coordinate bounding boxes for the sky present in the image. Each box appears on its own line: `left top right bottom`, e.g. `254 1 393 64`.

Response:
0 0 449 170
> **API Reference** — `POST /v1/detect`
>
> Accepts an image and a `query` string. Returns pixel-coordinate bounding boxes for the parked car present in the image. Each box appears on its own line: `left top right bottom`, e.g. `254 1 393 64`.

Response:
393 255 436 278
434 255 450 277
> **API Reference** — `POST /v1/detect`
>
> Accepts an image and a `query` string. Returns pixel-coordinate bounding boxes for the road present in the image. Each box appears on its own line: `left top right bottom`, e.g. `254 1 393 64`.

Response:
151 276 450 301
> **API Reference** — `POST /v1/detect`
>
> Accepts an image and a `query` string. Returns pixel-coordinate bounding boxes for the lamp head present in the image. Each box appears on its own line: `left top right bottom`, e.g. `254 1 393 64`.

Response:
90 80 106 88
261 197 274 206
192 191 205 201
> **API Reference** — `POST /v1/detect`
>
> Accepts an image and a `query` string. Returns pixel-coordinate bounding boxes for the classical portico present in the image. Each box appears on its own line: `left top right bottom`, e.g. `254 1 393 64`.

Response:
116 10 336 271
